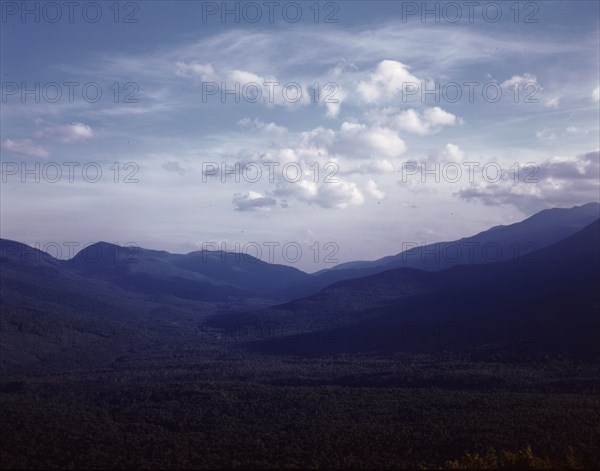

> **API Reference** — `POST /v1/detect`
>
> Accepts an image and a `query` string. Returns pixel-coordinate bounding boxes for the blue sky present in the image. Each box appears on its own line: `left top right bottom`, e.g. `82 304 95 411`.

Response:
1 0 599 271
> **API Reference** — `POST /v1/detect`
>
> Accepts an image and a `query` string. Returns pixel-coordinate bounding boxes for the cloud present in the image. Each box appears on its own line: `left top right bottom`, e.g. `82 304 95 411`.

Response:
455 150 599 212
535 128 557 141
593 86 600 102
357 60 421 103
424 107 458 126
232 191 277 212
443 143 465 161
274 179 364 209
1 139 49 158
536 127 592 139
429 143 466 162
335 122 406 158
545 97 560 108
162 160 187 175
565 126 590 135
373 107 459 136
297 122 406 160
330 61 359 78
456 182 534 212
175 62 308 108
36 122 94 143
73 24 591 124
175 62 217 81
204 119 406 209
340 159 396 175
237 117 287 134
366 180 385 200
200 119 396 210
500 73 540 89
323 86 345 118
542 150 599 180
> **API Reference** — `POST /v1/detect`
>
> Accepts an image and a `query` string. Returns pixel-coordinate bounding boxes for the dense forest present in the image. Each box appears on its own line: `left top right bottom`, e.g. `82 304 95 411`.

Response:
1 337 600 468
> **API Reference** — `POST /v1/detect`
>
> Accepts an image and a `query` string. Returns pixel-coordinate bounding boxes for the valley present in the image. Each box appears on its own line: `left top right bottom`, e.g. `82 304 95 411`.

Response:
1 204 599 468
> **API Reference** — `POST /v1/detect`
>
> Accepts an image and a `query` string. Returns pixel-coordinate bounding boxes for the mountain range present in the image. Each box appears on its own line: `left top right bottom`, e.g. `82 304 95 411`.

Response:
279 201 600 299
1 202 599 370
217 217 600 358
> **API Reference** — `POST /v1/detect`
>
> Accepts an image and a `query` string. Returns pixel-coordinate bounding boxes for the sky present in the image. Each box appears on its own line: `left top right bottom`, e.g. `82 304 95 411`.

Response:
1 0 599 272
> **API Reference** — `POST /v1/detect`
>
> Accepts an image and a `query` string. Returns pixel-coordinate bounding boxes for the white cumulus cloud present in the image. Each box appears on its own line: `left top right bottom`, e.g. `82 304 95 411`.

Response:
36 123 94 143
1 139 49 158
375 107 459 136
357 60 421 104
232 191 277 212
366 180 385 200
